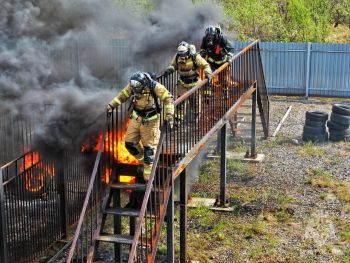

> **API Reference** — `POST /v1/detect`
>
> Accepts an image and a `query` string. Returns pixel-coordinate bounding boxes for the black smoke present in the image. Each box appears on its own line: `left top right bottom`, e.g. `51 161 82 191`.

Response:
0 0 224 156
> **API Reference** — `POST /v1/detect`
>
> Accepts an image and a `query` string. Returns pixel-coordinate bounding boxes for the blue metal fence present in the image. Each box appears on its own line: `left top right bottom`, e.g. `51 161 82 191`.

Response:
233 42 350 98
46 40 350 98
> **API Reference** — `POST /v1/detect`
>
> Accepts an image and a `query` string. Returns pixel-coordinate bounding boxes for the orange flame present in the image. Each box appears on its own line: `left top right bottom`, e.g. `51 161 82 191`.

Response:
91 132 140 165
81 124 140 184
20 151 55 193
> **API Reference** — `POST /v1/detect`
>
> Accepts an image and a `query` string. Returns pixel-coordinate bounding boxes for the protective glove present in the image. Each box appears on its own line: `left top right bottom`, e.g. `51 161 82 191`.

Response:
107 104 115 117
163 68 174 77
199 50 207 57
205 73 213 83
165 114 174 129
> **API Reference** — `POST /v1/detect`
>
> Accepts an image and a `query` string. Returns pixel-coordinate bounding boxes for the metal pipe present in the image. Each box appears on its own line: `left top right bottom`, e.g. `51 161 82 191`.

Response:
251 86 257 158
166 173 174 263
220 123 227 207
0 170 8 263
305 42 312 98
58 155 69 239
179 169 187 263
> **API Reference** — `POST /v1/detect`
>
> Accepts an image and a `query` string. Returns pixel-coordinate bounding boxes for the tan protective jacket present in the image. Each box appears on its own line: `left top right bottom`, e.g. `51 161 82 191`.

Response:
109 83 174 117
168 53 212 78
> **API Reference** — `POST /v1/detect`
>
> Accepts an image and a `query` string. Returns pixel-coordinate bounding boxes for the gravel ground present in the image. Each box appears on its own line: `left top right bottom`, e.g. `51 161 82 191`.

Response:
186 97 350 263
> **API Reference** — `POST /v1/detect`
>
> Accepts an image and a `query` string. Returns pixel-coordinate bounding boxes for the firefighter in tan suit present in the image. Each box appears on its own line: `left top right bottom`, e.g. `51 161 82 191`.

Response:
107 72 174 181
163 41 212 123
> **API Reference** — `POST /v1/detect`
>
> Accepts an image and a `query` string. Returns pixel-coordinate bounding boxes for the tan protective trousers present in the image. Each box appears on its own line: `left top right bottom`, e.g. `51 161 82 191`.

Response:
176 80 201 120
125 116 160 181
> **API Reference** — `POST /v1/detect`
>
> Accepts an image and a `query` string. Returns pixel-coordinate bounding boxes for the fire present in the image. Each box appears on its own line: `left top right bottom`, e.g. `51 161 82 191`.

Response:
20 151 55 193
81 125 140 184
83 127 140 165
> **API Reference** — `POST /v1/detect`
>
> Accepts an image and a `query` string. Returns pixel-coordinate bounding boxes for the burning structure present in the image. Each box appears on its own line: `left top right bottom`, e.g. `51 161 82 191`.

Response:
0 1 232 262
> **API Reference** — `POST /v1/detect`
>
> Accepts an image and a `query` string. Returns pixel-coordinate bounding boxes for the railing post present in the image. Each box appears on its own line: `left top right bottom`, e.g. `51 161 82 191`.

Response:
251 86 257 158
114 189 122 262
179 169 187 263
216 131 221 154
57 155 69 239
305 42 311 98
220 123 227 207
166 173 174 263
0 170 8 263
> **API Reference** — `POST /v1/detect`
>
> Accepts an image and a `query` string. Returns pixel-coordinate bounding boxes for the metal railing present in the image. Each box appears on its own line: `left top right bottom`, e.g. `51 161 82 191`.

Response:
65 100 135 262
128 40 269 262
0 151 61 263
0 148 95 262
65 40 269 263
0 114 35 167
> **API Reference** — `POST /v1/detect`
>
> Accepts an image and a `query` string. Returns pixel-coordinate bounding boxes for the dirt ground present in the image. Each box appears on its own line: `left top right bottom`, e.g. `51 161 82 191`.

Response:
167 96 350 263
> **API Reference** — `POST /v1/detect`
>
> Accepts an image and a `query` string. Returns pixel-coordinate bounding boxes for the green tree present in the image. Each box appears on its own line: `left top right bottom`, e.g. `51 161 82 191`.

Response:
284 0 331 42
330 0 350 28
221 0 288 41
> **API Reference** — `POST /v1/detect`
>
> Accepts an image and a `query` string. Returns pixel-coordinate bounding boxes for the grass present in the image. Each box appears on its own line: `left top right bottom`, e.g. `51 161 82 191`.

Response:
227 159 245 172
298 141 326 157
333 183 350 203
275 210 291 223
265 135 293 148
276 192 295 209
340 225 350 243
188 205 216 229
307 167 333 187
307 167 350 204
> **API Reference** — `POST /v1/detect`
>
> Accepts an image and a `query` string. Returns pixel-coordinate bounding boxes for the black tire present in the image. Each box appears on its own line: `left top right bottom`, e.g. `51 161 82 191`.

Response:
327 120 349 131
305 111 328 122
330 112 350 125
329 128 350 136
303 125 326 134
329 133 350 142
305 119 326 127
332 104 350 116
21 167 53 198
302 132 326 142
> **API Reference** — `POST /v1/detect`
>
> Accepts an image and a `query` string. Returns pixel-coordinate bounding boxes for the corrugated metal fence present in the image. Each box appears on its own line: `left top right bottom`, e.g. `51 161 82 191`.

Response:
233 42 350 98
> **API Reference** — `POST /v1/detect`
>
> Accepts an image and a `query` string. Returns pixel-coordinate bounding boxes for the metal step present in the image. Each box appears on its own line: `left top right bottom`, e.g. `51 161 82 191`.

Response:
96 234 133 244
110 183 147 191
104 208 139 217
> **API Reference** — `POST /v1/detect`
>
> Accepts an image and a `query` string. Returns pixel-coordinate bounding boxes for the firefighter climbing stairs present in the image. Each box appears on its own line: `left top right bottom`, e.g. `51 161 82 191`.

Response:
66 40 269 263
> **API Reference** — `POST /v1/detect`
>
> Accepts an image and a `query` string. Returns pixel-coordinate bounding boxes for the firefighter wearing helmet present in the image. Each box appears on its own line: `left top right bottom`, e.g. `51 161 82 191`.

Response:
200 25 235 98
107 71 174 181
200 25 233 69
163 41 212 123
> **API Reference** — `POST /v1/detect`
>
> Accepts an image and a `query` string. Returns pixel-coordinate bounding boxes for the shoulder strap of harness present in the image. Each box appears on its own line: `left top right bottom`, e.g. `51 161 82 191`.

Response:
149 80 161 113
175 53 198 70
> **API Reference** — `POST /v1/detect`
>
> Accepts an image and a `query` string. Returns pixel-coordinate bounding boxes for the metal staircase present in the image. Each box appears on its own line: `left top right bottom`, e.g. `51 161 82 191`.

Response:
66 40 269 263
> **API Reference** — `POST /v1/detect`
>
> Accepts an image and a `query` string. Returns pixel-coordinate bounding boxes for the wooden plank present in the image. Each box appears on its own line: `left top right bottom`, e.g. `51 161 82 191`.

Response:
272 105 293 137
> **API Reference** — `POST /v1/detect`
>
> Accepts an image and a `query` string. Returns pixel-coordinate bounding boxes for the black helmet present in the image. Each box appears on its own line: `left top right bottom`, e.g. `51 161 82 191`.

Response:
130 71 149 94
205 25 221 41
177 41 189 58
205 26 216 38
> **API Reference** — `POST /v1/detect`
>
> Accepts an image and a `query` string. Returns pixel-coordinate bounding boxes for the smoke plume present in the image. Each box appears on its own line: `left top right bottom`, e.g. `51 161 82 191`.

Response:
0 0 225 156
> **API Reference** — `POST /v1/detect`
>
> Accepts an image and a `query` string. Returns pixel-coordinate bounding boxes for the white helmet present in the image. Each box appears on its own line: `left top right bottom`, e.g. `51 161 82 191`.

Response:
177 41 189 58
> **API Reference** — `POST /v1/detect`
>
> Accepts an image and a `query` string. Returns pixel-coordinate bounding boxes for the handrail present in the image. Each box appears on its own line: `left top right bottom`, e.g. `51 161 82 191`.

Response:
64 39 269 263
0 150 33 170
66 117 109 262
128 40 262 262
128 124 167 262
174 40 259 107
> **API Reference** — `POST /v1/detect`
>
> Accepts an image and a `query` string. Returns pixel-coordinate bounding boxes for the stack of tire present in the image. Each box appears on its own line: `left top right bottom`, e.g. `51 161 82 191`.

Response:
302 111 328 142
327 104 350 142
